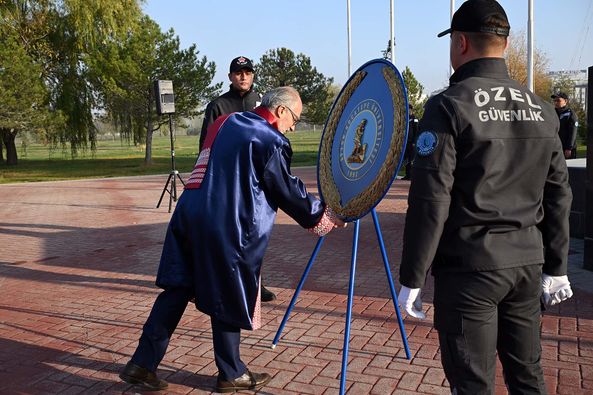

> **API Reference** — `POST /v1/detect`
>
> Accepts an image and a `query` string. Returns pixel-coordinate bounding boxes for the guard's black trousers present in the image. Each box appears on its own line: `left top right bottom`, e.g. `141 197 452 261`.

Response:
433 264 547 395
130 287 247 381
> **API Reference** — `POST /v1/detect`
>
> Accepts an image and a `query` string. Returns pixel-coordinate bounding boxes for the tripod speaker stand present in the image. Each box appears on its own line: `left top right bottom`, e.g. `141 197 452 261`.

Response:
156 114 185 213
154 80 184 212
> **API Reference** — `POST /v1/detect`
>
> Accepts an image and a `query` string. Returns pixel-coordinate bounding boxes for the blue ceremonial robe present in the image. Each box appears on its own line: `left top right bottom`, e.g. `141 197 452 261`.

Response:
155 107 325 330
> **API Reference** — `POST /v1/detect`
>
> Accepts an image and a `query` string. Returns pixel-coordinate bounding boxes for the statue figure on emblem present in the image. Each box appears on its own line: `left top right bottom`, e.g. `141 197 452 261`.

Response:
347 119 368 163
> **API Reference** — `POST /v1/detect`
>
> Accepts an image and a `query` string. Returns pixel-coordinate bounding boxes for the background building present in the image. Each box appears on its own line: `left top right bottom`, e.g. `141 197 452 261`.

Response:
549 69 589 113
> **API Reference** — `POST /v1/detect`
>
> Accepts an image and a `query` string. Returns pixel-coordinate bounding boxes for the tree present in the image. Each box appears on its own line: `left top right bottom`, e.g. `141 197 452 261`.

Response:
94 16 220 164
255 48 334 124
0 26 62 165
551 74 577 97
382 40 426 118
1 0 143 159
505 31 552 99
572 102 587 144
401 66 427 119
305 83 341 126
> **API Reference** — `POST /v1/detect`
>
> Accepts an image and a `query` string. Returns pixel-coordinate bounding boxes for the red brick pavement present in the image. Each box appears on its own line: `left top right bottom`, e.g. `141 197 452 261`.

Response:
0 168 592 394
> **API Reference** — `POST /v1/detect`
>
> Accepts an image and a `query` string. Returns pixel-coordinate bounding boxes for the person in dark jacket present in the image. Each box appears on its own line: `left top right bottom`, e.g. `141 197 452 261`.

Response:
402 104 419 180
199 56 277 302
120 87 345 392
551 91 579 159
199 56 260 151
397 1 573 394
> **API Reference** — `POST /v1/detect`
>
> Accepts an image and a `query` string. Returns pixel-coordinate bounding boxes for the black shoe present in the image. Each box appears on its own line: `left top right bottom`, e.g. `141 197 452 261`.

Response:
216 370 272 393
119 361 168 391
261 285 276 302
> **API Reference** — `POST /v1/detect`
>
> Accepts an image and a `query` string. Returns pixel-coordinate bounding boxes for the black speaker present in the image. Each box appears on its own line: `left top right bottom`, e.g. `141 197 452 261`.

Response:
154 80 175 115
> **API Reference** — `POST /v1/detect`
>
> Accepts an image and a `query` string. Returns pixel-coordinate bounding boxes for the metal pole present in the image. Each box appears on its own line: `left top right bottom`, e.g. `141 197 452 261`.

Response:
169 114 176 172
339 219 360 394
271 236 326 348
347 0 352 76
527 0 535 92
371 209 411 359
450 0 455 76
390 0 395 64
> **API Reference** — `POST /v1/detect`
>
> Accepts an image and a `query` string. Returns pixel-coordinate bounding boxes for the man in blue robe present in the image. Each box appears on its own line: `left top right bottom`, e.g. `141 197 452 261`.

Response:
119 87 344 392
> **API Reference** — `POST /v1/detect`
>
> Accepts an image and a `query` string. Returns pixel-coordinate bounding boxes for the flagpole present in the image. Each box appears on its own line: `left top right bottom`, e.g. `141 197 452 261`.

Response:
450 0 455 76
527 0 535 92
390 0 395 64
347 0 352 76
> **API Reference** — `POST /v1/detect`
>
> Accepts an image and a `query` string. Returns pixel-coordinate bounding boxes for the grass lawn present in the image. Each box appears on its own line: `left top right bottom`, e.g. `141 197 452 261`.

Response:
1 131 587 184
0 130 322 184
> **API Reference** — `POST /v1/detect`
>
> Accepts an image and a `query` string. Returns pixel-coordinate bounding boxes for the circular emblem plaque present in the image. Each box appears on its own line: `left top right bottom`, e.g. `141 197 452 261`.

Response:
416 131 438 156
318 59 409 221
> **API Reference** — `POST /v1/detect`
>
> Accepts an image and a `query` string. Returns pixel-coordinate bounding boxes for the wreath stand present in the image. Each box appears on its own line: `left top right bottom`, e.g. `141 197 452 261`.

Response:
271 208 411 394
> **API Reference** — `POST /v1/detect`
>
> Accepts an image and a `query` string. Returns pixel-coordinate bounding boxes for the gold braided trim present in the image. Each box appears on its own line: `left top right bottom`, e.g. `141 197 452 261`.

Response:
319 71 367 218
319 67 406 219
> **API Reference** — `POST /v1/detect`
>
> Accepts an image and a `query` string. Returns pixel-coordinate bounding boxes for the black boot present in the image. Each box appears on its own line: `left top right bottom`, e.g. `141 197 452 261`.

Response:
261 284 276 302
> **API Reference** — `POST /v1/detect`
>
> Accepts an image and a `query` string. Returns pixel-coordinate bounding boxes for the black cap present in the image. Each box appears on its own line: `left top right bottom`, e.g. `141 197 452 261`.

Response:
437 0 510 38
551 92 568 100
229 56 254 73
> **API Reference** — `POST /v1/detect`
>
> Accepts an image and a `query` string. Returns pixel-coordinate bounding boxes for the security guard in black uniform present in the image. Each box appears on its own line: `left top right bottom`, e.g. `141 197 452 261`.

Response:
397 1 574 394
551 91 579 159
403 104 419 180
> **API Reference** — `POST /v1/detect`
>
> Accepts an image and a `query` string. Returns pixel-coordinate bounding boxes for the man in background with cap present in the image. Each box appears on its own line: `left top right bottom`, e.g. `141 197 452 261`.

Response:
199 56 277 302
199 56 261 151
551 91 579 159
397 0 573 393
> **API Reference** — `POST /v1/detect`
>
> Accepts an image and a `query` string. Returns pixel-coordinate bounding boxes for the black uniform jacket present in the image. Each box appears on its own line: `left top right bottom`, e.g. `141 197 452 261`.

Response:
199 86 261 150
556 106 578 150
400 58 572 288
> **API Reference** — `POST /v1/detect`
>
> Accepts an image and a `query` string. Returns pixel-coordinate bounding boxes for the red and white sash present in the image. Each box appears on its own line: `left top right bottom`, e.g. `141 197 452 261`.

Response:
185 114 232 189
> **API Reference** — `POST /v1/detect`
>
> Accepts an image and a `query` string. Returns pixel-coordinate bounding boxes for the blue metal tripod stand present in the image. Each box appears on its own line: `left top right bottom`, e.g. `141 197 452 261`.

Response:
271 208 411 394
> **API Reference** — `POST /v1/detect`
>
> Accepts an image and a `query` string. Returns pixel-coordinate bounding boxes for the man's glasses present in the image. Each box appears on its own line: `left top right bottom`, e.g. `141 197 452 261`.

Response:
283 105 300 127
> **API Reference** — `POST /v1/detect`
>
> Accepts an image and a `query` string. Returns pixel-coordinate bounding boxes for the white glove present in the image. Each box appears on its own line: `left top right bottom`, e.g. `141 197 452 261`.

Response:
542 274 573 306
397 286 426 319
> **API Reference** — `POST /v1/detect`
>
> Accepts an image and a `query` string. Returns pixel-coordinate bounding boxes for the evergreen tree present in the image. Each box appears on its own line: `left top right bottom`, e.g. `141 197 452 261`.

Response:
256 48 334 124
402 66 427 119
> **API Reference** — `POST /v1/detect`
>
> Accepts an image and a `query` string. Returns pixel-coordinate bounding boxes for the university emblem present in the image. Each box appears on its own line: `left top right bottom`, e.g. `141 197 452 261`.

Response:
339 100 384 180
416 131 438 156
318 59 409 221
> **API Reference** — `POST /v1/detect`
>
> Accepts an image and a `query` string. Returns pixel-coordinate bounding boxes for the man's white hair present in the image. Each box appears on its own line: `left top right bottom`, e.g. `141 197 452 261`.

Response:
261 86 300 110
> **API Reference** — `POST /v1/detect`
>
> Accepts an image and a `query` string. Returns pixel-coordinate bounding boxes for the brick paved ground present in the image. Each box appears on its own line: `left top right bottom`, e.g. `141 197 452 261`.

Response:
0 167 592 394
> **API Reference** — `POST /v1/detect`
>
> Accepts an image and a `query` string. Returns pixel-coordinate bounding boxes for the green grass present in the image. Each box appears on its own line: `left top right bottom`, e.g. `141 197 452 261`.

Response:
287 130 322 167
1 131 587 184
0 131 322 184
